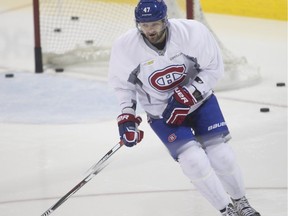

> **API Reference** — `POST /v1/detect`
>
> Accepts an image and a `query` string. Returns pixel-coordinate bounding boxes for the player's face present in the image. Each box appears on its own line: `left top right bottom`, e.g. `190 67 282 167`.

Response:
138 20 166 44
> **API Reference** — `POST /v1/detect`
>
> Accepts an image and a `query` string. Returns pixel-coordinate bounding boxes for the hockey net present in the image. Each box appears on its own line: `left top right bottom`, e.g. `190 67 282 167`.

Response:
34 0 260 90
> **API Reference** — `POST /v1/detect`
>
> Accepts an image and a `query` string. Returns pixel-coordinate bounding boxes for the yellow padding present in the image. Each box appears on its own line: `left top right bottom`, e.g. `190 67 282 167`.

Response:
201 0 287 21
87 0 137 4
87 0 287 20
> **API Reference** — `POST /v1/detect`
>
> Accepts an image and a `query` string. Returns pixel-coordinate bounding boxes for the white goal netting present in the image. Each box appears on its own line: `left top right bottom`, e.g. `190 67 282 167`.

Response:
37 0 260 90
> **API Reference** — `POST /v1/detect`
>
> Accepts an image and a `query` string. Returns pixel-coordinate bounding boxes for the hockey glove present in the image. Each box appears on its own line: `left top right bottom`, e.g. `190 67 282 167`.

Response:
162 86 198 126
117 114 144 147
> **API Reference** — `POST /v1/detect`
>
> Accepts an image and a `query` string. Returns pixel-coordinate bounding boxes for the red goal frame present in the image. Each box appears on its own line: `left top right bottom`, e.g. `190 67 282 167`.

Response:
33 0 194 73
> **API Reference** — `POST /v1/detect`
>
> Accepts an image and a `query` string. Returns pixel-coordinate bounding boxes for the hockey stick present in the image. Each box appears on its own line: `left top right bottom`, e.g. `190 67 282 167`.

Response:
40 141 124 216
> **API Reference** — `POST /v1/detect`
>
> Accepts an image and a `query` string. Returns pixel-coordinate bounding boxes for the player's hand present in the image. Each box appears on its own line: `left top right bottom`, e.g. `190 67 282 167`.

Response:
162 86 197 126
117 114 144 147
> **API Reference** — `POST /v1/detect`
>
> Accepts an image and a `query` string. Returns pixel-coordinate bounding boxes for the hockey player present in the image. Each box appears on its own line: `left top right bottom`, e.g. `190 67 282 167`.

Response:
108 0 261 215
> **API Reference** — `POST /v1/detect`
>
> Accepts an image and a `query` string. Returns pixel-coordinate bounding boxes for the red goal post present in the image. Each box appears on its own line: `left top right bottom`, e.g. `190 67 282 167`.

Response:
33 0 43 73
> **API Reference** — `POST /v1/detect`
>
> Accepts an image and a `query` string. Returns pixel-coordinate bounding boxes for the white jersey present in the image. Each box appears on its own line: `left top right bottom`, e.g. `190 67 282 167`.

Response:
109 19 224 117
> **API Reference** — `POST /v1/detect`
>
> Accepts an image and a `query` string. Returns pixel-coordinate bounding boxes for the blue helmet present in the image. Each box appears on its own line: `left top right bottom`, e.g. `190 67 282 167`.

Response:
135 0 167 23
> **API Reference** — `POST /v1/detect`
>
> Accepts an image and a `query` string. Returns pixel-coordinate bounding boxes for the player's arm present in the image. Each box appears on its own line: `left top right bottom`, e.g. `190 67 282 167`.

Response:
189 21 225 94
109 43 144 147
163 21 224 126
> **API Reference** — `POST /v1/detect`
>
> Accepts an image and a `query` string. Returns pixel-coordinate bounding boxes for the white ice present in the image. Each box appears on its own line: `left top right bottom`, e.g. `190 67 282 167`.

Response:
0 4 287 216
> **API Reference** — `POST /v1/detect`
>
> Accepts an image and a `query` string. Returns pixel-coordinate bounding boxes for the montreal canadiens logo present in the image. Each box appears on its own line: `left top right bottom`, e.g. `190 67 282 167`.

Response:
149 64 186 91
168 133 177 142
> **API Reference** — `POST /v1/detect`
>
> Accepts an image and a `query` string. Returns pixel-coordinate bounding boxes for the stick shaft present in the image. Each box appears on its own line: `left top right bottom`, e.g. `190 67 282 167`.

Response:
41 141 123 216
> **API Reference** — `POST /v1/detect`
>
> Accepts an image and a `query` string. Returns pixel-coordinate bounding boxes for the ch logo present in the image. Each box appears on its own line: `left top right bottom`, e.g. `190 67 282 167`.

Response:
149 64 186 91
168 133 177 142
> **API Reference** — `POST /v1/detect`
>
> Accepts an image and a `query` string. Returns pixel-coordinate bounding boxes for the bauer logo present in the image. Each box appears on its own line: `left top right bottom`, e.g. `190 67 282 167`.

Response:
149 65 186 91
117 115 129 122
208 122 227 131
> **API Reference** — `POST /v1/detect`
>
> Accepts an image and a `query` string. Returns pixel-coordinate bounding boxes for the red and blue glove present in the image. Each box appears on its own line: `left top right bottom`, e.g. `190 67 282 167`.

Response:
162 86 198 126
117 114 144 147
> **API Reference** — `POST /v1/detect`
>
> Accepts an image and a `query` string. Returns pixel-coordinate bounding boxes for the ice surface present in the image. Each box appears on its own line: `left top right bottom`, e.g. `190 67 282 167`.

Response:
0 3 287 216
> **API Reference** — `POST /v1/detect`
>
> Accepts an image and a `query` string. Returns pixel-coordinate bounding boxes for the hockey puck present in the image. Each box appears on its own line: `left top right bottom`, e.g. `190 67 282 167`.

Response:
85 40 94 45
55 68 64 72
276 82 285 87
5 73 14 78
71 16 79 21
260 108 270 112
54 28 62 33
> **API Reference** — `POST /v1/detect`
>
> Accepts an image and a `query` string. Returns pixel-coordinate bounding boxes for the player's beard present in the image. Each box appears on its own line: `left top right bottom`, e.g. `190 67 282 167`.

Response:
145 28 166 45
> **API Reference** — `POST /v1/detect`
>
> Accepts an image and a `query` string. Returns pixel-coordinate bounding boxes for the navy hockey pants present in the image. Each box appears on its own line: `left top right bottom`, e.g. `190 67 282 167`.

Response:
149 94 230 160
